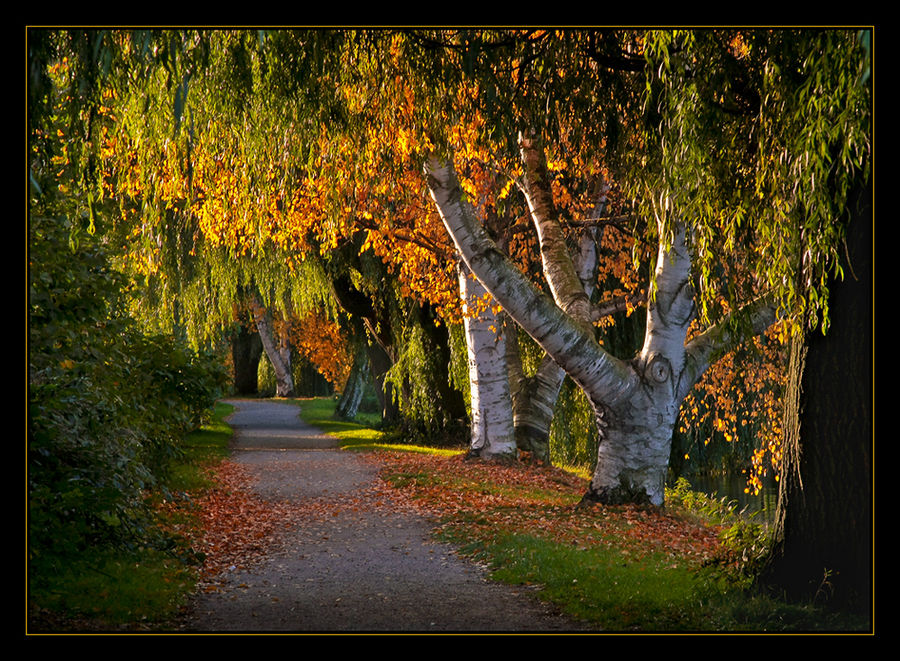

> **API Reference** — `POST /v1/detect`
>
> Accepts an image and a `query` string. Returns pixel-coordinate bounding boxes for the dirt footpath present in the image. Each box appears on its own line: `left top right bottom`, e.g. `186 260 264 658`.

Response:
181 399 591 634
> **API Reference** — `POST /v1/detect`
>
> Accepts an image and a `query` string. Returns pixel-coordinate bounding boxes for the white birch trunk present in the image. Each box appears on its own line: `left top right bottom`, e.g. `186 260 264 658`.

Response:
426 155 689 505
585 219 696 505
458 261 517 459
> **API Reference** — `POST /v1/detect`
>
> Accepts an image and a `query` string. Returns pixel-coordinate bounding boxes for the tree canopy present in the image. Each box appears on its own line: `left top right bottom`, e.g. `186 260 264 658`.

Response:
29 26 873 611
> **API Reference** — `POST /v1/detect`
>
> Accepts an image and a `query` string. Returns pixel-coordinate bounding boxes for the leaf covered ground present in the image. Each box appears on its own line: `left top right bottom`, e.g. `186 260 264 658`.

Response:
372 452 726 569
185 448 727 608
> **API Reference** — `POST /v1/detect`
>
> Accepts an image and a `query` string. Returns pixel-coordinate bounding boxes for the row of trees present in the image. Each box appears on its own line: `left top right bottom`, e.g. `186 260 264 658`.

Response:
28 28 873 613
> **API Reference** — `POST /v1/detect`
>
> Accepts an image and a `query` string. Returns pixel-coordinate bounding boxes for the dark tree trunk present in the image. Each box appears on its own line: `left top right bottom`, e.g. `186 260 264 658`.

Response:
329 273 402 426
761 179 873 616
363 339 398 425
416 302 468 423
232 324 263 395
295 356 332 397
335 346 369 420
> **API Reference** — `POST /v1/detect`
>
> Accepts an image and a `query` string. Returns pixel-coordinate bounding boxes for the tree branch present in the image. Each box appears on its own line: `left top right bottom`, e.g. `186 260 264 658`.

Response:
425 154 638 408
518 130 593 328
680 291 780 399
591 292 647 323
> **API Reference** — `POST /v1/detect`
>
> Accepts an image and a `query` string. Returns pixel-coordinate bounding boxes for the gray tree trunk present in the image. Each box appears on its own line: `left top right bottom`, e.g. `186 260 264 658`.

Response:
250 293 295 398
335 346 369 420
426 154 777 506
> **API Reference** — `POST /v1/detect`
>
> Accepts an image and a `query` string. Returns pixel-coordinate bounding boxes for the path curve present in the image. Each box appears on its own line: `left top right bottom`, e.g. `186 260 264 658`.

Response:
182 399 590 634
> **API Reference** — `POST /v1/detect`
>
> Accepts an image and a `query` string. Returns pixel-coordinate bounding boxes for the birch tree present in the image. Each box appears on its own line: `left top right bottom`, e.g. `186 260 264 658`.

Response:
427 152 779 505
416 29 870 526
457 262 516 457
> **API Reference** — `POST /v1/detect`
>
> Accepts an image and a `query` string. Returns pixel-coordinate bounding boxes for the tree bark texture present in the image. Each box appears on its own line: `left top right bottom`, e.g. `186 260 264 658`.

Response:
507 333 566 463
762 181 873 614
335 345 369 420
250 294 295 398
458 261 517 458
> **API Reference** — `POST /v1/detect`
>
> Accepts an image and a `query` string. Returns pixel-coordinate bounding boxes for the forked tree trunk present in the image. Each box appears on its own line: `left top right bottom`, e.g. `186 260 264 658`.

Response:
426 154 777 506
582 222 696 505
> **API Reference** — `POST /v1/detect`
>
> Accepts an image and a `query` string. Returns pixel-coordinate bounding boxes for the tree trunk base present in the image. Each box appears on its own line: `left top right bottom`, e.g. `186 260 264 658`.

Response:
577 484 658 508
464 448 519 465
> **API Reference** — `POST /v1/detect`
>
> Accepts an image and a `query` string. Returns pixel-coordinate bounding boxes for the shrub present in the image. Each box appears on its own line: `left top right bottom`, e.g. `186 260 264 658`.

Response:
28 216 227 580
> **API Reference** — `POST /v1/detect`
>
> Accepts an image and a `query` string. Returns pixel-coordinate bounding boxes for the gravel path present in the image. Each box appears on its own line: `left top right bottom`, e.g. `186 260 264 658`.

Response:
181 399 591 634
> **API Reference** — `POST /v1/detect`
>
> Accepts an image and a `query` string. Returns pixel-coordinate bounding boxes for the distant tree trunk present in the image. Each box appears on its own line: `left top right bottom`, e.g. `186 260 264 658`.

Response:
459 260 517 459
761 180 872 614
329 273 401 426
295 356 332 397
250 293 295 397
335 346 369 420
232 323 263 395
365 338 399 424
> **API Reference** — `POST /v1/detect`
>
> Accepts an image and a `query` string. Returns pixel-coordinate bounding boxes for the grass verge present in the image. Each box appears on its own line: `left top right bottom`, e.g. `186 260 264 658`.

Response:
299 396 871 633
291 396 464 456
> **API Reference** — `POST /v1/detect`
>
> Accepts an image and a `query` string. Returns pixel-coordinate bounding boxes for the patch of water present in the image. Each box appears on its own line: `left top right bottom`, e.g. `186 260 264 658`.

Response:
684 472 778 526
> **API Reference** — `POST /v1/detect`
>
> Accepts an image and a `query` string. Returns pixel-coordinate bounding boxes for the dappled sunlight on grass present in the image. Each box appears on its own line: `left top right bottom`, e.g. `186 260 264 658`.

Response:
290 396 464 455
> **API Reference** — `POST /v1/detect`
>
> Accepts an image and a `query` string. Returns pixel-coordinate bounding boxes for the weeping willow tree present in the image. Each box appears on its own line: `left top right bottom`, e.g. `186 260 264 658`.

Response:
27 30 229 590
52 29 354 397
88 29 468 431
626 29 873 613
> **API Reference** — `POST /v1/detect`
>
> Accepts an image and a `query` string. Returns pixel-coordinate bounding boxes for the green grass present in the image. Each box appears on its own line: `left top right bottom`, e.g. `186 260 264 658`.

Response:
28 548 198 631
445 527 872 632
471 532 718 631
291 397 464 456
166 401 234 492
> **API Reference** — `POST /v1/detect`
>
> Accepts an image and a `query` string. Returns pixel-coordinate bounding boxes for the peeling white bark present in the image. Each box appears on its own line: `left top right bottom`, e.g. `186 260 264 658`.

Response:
459 261 517 458
587 216 696 505
426 155 774 506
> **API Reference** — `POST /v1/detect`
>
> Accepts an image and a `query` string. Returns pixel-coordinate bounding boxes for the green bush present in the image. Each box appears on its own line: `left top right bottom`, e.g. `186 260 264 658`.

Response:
28 216 227 580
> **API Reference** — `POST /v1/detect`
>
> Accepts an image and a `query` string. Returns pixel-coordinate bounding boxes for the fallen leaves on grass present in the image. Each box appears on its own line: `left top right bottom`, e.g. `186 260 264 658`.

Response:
371 452 724 567
185 449 725 594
